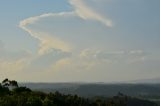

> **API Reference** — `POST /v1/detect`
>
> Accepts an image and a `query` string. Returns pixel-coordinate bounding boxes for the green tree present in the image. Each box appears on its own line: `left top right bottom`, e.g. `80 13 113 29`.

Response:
26 96 42 106
2 78 18 89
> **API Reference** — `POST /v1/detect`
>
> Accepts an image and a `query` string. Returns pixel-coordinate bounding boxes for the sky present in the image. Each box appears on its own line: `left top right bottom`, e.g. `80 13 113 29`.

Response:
0 0 160 82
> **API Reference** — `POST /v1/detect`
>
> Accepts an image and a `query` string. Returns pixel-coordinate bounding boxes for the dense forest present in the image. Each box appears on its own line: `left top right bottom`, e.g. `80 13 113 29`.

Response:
0 79 158 106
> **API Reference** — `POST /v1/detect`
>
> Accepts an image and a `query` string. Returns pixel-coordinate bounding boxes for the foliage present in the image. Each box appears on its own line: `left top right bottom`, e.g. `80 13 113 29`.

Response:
0 79 158 106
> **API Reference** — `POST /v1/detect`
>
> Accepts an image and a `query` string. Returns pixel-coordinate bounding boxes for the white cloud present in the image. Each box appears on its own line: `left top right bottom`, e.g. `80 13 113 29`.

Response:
27 48 71 72
19 12 74 55
19 0 112 55
19 23 72 55
69 0 112 27
0 58 29 73
51 49 147 73
51 56 98 72
19 12 74 28
129 50 144 55
0 50 31 76
0 42 32 79
79 49 147 64
17 0 152 82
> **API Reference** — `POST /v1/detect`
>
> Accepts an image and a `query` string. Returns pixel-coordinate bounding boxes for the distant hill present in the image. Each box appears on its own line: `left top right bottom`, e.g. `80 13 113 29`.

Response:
128 78 160 84
20 83 160 97
1 84 158 106
1 79 159 106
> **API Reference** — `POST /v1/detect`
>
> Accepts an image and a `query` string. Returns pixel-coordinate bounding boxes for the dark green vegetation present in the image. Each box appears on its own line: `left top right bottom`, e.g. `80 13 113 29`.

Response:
20 83 160 104
0 79 159 106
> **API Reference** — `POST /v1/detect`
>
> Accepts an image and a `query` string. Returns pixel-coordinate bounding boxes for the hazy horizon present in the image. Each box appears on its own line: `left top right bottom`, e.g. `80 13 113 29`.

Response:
0 0 160 82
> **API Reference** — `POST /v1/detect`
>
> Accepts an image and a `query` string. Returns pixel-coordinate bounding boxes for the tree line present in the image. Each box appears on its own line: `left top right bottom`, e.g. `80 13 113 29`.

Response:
0 79 158 106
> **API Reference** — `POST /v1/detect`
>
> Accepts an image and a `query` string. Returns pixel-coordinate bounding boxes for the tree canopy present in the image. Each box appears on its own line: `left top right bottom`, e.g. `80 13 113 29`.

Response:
0 79 158 106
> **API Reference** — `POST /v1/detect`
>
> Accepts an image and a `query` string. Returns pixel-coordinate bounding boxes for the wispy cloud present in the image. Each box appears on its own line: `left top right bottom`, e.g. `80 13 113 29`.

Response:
69 0 112 27
0 0 159 82
19 12 74 28
0 58 29 73
51 48 147 75
19 0 112 55
17 0 149 82
19 12 74 55
79 49 147 63
0 49 31 76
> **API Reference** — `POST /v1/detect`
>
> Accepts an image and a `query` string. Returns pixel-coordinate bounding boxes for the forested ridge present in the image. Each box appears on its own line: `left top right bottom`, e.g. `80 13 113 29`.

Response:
0 79 158 106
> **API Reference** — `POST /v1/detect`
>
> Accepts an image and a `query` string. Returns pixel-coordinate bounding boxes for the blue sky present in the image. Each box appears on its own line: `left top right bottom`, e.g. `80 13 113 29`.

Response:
0 0 160 82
